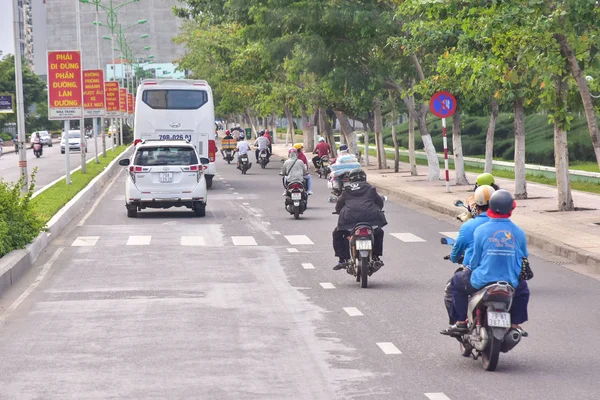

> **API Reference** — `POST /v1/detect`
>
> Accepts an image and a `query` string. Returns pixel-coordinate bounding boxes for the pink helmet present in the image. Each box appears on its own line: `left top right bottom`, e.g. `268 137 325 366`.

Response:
288 148 297 154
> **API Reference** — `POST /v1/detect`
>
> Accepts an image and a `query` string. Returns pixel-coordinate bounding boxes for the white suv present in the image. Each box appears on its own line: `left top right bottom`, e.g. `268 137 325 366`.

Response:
119 140 208 217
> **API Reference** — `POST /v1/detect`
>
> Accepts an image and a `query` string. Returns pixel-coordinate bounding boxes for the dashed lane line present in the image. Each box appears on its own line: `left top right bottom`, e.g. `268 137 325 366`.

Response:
284 235 314 245
126 236 151 246
72 236 100 247
302 263 315 269
376 342 402 355
343 307 363 316
231 236 258 246
271 231 281 235
287 248 299 253
390 233 426 243
319 283 336 289
425 394 451 400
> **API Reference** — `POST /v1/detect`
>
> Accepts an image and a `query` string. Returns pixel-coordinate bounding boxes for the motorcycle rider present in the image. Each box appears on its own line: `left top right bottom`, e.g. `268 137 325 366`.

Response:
293 143 313 195
332 169 386 271
459 173 501 222
312 137 331 169
32 132 42 155
220 130 235 159
442 190 530 336
264 129 273 154
281 148 308 195
234 136 252 169
254 130 271 162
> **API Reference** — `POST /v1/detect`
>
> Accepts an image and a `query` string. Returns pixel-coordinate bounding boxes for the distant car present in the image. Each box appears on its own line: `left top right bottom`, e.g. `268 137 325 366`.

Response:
60 130 87 154
118 140 209 218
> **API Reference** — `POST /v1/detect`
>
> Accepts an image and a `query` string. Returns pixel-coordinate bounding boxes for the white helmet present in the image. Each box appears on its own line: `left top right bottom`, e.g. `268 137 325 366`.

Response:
318 137 325 142
474 185 495 206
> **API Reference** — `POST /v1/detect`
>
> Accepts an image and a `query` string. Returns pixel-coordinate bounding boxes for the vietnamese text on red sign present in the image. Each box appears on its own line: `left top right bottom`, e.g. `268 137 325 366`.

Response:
48 51 82 108
105 82 119 112
83 70 105 109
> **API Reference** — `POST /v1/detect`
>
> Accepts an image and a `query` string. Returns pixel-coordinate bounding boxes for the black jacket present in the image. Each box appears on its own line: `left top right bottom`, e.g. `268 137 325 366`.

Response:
335 182 387 231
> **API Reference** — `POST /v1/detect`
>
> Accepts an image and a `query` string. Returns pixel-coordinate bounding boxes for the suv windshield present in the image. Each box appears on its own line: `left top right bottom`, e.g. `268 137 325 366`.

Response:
142 89 208 110
134 146 199 166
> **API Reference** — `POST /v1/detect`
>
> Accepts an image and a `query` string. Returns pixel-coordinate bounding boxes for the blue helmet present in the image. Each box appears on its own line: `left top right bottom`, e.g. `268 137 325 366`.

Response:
339 144 348 151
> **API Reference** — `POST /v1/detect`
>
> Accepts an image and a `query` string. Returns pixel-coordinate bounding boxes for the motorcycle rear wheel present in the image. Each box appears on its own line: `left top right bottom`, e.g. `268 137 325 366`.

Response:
482 329 501 371
293 207 300 220
360 258 369 288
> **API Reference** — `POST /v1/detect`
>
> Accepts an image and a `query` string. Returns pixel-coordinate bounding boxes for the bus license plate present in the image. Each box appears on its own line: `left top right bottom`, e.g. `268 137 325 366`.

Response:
159 172 173 183
356 240 372 250
487 311 511 328
291 193 301 200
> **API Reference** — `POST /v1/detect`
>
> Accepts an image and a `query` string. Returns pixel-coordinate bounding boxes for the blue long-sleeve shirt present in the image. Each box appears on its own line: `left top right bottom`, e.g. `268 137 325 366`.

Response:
450 214 490 266
469 218 528 289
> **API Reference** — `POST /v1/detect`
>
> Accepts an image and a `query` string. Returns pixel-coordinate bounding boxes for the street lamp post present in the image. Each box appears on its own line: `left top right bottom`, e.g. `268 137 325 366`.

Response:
12 0 28 191
75 0 87 173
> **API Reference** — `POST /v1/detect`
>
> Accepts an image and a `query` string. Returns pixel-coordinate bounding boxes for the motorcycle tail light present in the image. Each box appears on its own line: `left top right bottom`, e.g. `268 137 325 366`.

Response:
355 227 372 236
289 183 303 190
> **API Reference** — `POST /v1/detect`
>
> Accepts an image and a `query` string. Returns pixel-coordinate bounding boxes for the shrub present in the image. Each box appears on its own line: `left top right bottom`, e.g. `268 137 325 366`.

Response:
0 170 46 258
0 133 13 141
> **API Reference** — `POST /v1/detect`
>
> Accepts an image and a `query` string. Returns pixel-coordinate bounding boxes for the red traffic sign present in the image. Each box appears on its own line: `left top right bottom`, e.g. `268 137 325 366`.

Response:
47 50 83 120
429 91 457 118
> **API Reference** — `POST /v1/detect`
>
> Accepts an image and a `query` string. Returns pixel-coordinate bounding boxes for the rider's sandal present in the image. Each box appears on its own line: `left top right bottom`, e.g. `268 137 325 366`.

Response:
440 322 468 335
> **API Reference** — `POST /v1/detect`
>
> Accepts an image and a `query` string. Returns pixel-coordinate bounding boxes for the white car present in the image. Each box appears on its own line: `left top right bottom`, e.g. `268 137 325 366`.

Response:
118 140 208 217
61 130 87 154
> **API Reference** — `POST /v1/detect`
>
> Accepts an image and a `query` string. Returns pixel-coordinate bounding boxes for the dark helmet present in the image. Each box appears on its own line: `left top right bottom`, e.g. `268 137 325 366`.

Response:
348 168 367 183
259 130 264 136
489 189 515 215
339 144 348 151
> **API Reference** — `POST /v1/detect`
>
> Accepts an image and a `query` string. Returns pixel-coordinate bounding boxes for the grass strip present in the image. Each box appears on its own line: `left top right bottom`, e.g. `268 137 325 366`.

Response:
368 149 600 195
32 146 128 223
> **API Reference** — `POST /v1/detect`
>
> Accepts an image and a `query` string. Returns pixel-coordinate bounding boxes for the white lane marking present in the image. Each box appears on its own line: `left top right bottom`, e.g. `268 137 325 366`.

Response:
237 197 244 200
127 236 151 246
78 168 123 226
287 248 299 253
233 192 239 195
343 307 364 316
377 342 402 354
284 235 314 245
232 236 257 246
271 231 281 235
243 202 250 205
0 247 64 324
439 232 459 239
319 282 336 289
181 236 206 246
263 222 271 225
425 394 452 400
72 236 99 247
390 233 426 243
302 263 315 269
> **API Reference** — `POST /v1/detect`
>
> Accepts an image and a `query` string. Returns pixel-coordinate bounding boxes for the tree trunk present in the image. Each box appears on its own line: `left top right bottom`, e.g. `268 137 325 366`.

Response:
417 105 440 180
514 96 527 199
374 98 386 169
363 126 370 167
389 92 400 173
484 98 499 173
319 107 336 156
554 33 600 170
270 112 277 143
302 105 314 151
408 84 417 175
554 72 574 211
335 110 357 156
285 105 294 145
452 103 469 185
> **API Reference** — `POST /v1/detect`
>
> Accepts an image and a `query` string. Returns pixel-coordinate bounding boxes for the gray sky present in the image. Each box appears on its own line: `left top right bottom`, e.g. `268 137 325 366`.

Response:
1 0 15 57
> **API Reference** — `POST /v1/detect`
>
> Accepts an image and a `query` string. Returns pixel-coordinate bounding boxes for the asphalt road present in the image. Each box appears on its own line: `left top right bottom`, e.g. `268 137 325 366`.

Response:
0 139 112 191
0 154 599 399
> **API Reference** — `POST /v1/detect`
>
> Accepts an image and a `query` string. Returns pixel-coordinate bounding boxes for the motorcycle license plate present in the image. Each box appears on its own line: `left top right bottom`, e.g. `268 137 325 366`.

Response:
159 172 173 183
355 240 372 250
291 193 301 200
487 311 511 328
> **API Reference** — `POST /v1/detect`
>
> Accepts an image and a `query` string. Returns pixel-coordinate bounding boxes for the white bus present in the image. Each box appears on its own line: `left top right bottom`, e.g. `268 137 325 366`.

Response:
134 79 217 187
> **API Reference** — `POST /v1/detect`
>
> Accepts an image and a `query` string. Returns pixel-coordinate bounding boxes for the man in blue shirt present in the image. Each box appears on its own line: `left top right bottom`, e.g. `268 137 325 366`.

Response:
443 190 530 335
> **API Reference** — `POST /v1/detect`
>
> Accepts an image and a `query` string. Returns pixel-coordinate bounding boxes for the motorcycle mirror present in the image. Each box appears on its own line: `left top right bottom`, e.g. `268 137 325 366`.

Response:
200 157 210 165
440 237 455 245
453 200 464 208
382 196 388 202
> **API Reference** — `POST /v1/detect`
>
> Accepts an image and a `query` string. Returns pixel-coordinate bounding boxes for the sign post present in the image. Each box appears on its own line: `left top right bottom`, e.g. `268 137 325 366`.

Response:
119 88 127 147
429 91 457 192
47 50 83 185
104 81 120 152
83 69 106 163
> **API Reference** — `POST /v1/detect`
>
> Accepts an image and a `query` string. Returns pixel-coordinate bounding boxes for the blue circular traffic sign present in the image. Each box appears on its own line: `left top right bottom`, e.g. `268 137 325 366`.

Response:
429 91 457 118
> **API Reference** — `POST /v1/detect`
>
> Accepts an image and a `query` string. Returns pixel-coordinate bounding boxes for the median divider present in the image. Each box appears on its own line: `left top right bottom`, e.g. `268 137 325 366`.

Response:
0 145 133 296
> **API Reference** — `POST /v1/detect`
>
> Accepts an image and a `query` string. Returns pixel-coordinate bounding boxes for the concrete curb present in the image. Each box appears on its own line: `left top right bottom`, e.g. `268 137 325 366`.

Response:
0 145 133 296
271 145 600 270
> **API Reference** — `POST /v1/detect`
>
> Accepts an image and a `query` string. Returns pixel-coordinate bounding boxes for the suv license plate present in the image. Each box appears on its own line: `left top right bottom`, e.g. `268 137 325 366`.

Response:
159 172 173 183
487 311 511 328
356 240 372 250
291 193 301 200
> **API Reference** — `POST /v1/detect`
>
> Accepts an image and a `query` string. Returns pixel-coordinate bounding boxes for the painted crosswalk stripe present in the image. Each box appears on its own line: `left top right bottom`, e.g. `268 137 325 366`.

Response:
319 283 336 289
233 192 239 195
287 248 299 253
181 236 206 246
271 231 281 235
284 235 314 245
425 394 451 400
439 232 459 239
243 202 250 206
232 236 257 246
377 342 402 354
390 233 426 243
302 263 315 270
127 236 151 246
72 236 99 247
343 307 363 316
237 197 244 200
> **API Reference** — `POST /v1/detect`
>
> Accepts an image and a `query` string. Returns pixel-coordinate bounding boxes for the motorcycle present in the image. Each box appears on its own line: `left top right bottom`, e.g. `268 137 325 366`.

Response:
238 154 251 174
33 141 43 158
327 172 351 203
258 149 269 169
440 237 524 371
316 155 331 178
224 149 234 164
284 180 308 220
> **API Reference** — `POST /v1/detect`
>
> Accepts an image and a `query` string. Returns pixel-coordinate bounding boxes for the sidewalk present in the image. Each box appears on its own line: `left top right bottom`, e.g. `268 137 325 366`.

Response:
271 144 600 271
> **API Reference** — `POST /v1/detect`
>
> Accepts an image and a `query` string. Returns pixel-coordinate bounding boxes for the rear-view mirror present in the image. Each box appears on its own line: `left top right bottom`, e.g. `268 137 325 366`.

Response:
441 237 455 245
119 159 130 166
200 157 209 165
453 199 464 208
